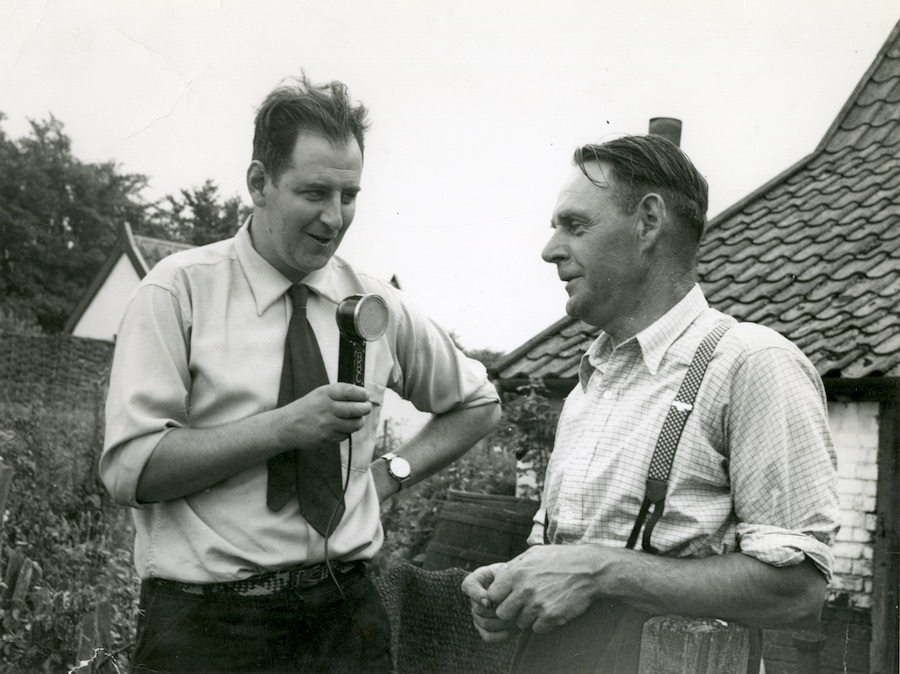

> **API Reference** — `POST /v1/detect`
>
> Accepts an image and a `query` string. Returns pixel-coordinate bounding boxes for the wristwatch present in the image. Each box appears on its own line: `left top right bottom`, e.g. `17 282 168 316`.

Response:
380 452 411 489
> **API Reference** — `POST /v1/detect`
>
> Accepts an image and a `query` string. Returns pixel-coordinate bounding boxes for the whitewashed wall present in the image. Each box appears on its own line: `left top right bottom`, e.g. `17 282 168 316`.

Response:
71 255 140 342
827 401 879 609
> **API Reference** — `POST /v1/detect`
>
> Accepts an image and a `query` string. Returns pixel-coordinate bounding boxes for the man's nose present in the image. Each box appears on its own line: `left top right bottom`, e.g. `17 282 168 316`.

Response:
542 231 565 264
320 196 343 231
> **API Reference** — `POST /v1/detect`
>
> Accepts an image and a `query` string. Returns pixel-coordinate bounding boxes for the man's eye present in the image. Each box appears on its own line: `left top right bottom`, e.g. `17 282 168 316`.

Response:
341 193 358 205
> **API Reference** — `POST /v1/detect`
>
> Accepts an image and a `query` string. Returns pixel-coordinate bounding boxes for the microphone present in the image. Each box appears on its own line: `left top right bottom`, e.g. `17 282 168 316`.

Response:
336 294 389 386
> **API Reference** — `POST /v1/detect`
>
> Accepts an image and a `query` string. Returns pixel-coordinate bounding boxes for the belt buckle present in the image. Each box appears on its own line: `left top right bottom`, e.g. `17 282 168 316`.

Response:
289 565 316 590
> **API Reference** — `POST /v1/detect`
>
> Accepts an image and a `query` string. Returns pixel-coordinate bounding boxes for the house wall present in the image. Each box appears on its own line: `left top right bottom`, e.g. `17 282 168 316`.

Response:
762 400 880 674
827 401 879 609
71 255 140 342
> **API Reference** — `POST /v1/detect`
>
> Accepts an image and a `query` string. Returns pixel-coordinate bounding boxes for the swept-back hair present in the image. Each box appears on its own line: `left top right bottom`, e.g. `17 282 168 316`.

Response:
252 72 370 181
574 135 708 241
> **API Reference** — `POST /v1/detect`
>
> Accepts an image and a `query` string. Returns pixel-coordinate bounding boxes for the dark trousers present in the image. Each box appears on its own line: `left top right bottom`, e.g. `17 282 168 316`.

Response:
510 599 650 674
132 566 391 674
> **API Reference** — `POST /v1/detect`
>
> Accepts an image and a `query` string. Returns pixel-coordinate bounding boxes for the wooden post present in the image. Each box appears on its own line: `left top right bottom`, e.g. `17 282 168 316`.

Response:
638 616 750 673
75 601 113 672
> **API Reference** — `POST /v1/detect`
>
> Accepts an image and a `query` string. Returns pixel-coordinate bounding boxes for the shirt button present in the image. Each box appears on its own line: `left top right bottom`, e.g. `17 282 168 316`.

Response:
603 390 613 400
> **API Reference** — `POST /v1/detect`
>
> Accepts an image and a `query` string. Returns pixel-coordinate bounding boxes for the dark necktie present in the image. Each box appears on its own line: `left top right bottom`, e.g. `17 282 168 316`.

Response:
266 284 346 536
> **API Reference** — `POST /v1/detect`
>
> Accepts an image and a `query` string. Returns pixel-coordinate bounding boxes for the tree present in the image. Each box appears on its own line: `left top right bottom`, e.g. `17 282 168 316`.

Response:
0 114 149 332
145 179 250 246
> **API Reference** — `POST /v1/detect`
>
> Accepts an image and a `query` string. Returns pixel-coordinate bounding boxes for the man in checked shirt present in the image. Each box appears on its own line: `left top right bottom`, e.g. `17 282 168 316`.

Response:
462 134 839 673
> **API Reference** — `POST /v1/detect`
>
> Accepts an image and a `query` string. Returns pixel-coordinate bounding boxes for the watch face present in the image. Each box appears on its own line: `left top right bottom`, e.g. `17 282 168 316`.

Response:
390 456 411 480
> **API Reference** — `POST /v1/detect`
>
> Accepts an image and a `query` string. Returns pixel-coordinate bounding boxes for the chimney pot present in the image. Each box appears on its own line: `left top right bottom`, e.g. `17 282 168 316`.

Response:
648 117 682 147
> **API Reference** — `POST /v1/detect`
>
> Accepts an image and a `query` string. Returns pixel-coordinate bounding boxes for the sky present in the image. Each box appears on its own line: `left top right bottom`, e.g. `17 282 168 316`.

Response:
2 0 899 355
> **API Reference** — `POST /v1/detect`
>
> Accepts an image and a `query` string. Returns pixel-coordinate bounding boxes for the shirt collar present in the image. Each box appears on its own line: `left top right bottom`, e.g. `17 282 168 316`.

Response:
579 284 708 388
636 284 708 375
234 216 360 315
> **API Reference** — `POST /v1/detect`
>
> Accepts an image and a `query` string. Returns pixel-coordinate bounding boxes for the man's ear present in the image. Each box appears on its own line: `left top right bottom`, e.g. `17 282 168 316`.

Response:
636 193 666 248
247 161 268 207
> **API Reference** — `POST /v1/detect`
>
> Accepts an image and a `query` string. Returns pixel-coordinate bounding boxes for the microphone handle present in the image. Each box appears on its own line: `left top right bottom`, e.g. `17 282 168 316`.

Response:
338 333 366 386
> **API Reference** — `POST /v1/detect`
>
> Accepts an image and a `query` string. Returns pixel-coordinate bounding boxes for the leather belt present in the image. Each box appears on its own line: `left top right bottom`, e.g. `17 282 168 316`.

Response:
149 560 364 597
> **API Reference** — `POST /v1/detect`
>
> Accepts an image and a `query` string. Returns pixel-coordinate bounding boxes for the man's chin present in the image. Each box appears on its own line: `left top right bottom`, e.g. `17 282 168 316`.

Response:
290 254 332 278
565 298 604 328
565 298 585 321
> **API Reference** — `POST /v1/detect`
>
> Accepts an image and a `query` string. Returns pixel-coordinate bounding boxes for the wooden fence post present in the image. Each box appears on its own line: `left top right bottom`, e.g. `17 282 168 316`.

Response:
638 616 750 673
75 600 114 672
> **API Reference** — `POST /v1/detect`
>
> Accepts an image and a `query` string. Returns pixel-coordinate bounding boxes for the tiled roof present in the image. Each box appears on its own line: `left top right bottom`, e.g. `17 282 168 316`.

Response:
493 20 900 382
133 235 194 271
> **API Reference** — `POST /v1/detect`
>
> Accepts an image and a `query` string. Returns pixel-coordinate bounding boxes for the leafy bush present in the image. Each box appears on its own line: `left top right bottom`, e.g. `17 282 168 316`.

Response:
376 379 560 573
487 379 559 501
0 403 138 673
376 421 518 575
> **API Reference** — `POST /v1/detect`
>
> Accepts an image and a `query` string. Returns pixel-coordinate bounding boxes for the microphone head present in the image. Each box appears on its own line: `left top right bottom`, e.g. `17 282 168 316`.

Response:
336 294 389 341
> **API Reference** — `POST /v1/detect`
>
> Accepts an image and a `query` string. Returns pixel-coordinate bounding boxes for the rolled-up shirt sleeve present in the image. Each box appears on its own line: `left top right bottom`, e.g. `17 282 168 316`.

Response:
728 343 840 580
101 281 191 507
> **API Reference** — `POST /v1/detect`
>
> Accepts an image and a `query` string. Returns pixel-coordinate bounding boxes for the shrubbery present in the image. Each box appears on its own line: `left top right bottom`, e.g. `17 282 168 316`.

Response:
376 380 559 574
376 422 518 575
0 403 138 673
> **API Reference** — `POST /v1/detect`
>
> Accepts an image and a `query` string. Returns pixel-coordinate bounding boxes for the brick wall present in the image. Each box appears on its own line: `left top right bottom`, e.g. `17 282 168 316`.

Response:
762 401 879 674
828 401 879 610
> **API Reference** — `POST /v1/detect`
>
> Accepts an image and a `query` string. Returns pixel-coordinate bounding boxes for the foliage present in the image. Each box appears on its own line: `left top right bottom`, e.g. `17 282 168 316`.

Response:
0 306 42 336
0 113 251 335
0 403 138 673
141 179 251 246
488 378 559 499
0 114 150 333
375 421 517 575
376 378 559 571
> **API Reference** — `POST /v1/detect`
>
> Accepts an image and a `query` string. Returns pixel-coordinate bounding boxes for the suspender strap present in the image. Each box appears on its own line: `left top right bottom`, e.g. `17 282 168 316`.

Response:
626 320 733 553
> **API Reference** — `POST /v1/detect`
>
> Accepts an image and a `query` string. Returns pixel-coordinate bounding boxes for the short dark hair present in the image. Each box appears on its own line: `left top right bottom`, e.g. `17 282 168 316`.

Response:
573 135 708 241
252 73 370 182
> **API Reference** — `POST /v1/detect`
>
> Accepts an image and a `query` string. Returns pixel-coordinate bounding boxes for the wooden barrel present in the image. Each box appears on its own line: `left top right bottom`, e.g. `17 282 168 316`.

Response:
423 490 540 572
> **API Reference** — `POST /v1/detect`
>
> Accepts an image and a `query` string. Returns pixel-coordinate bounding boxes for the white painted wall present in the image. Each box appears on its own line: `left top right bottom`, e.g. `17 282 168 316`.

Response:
71 255 140 342
827 401 879 609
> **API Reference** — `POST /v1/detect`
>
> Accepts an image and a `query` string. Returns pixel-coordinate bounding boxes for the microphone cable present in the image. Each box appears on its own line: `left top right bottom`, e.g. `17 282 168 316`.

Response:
322 433 353 599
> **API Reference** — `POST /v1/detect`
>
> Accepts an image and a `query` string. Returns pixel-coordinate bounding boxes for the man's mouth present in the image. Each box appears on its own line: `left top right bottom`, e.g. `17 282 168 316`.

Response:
307 233 334 246
561 275 580 294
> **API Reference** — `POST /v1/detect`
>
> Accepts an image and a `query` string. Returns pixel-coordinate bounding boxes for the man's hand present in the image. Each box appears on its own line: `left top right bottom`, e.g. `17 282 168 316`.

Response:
476 545 613 636
468 545 830 635
461 563 520 642
279 383 371 449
